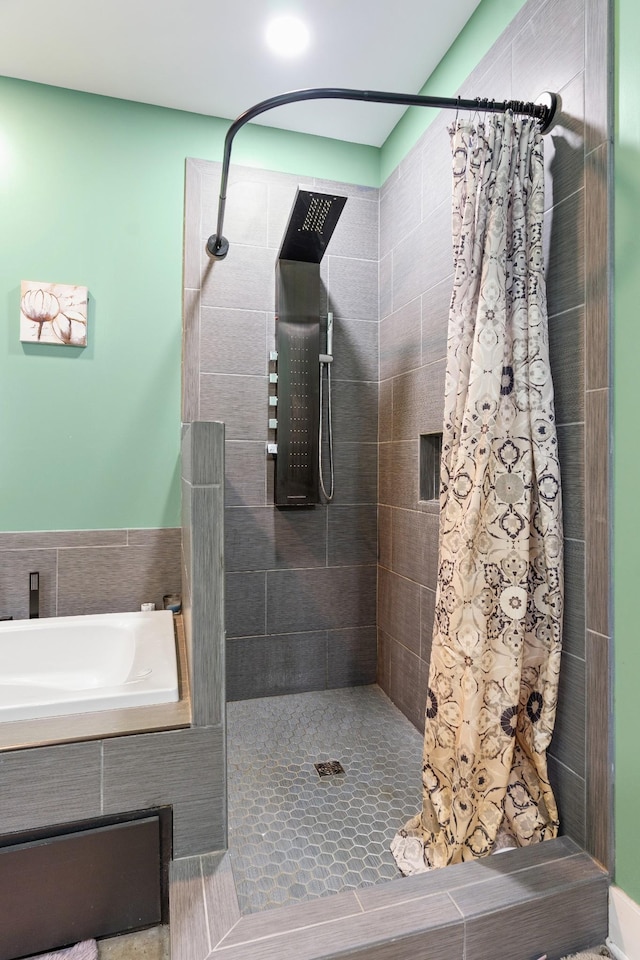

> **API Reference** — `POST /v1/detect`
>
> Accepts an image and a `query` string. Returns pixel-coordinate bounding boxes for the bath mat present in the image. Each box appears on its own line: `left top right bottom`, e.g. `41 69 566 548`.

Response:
541 949 610 960
29 939 98 960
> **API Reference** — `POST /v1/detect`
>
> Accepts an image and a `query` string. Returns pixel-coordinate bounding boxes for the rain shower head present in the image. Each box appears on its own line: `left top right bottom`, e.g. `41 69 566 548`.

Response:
278 189 347 263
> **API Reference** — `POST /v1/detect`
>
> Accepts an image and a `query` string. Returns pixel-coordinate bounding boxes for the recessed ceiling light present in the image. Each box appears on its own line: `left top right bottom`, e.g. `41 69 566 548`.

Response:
265 15 310 58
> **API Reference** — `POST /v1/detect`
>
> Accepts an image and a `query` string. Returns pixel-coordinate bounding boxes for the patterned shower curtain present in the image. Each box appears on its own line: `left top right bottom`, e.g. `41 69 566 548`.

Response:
391 112 563 874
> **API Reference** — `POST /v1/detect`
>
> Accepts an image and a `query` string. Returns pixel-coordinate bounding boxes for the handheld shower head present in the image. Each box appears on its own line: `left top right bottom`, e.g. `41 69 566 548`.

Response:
327 311 334 357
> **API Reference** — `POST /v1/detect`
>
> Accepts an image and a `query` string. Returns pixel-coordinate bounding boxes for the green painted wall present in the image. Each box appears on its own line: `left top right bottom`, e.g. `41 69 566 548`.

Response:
613 0 640 906
0 76 378 532
0 0 526 534
380 0 527 181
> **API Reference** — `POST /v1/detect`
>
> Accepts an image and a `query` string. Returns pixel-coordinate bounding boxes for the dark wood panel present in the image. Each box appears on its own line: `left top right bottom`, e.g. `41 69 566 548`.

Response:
0 816 163 960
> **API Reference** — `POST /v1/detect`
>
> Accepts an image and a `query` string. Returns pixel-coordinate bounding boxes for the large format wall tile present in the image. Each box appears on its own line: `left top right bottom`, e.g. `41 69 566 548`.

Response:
548 755 587 848
379 440 419 510
185 161 380 701
266 565 376 635
323 256 379 322
199 374 267 441
389 635 429 733
563 538 586 660
544 72 586 214
586 630 613 871
103 726 225 858
391 360 446 441
0 548 57 619
585 388 610 636
545 190 585 318
548 305 585 427
512 0 585 102
549 651 586 778
201 245 276 312
331 381 379 443
378 567 420 656
421 277 451 366
327 195 379 263
200 308 268 377
0 741 101 834
225 442 267 507
392 203 452 313
326 626 377 688
330 318 378 383
391 508 439 588
556 424 585 541
225 506 327 573
57 536 182 616
380 298 422 382
225 571 266 639
327 504 377 566
380 149 423 260
226 633 327 700
330 443 378 505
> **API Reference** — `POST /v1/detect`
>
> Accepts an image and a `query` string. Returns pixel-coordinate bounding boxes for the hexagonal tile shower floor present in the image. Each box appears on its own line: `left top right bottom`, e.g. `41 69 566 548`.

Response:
226 684 424 914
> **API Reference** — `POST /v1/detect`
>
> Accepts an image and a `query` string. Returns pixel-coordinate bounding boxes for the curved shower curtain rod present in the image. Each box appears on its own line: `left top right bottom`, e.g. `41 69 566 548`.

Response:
206 87 559 260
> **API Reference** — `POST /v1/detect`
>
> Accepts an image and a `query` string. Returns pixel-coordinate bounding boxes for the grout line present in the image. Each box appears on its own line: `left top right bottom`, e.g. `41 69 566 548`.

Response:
199 856 214 954
352 890 367 914
99 741 104 813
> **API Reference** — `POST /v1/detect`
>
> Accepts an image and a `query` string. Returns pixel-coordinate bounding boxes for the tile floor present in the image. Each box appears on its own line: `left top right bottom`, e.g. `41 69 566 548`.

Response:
98 926 169 960
226 684 424 914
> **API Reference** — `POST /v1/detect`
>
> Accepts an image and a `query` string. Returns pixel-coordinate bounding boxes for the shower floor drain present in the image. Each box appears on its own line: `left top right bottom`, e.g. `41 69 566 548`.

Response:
314 760 345 778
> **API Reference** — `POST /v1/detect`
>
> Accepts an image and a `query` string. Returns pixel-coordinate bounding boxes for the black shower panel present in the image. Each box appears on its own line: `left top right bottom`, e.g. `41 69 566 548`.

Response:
272 189 346 507
278 191 347 263
274 260 321 506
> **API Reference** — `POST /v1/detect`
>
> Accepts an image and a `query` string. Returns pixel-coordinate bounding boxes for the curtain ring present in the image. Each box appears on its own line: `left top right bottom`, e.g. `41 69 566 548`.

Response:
454 95 460 126
473 96 481 126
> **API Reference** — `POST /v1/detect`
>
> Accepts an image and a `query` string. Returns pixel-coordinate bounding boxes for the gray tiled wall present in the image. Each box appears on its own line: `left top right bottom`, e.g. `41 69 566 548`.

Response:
0 528 181 619
376 0 612 870
183 160 379 701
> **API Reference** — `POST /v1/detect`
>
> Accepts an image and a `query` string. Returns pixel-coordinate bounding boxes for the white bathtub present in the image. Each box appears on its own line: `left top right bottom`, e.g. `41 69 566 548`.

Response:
0 610 179 722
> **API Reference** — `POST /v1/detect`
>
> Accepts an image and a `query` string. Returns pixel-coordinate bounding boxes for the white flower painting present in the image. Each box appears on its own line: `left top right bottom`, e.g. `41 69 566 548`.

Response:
20 280 88 347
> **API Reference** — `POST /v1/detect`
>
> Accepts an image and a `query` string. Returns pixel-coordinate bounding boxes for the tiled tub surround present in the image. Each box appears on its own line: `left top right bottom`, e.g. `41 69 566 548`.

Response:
0 719 224 861
0 615 191 751
0 502 225 862
0 609 223 860
0 527 182 620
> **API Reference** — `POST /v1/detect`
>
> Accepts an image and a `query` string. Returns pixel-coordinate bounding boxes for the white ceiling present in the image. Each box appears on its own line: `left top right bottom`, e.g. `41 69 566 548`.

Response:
0 0 483 146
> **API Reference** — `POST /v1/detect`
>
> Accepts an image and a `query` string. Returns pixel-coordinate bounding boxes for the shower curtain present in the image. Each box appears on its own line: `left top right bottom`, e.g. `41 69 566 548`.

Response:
391 112 563 873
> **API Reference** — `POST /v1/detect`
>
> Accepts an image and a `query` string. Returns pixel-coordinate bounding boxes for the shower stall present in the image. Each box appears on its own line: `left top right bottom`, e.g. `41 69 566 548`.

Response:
179 0 611 945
